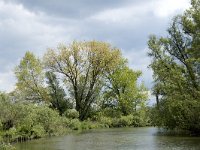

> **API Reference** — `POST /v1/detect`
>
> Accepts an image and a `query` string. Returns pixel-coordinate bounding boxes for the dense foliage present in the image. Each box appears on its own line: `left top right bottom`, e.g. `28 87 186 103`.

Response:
0 41 149 148
148 0 200 134
43 41 123 120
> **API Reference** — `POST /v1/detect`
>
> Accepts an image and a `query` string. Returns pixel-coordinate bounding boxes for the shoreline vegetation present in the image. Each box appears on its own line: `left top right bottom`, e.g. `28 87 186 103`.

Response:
0 102 151 150
0 40 150 149
1 0 200 149
1 37 149 149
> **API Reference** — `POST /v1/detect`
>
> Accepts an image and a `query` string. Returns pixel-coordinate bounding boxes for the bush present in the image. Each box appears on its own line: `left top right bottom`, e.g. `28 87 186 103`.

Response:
68 119 81 130
35 106 65 135
3 127 17 141
1 103 68 140
118 115 133 127
64 109 79 119
98 117 112 128
0 120 2 131
101 108 122 118
132 115 142 127
14 104 63 136
80 120 98 130
0 136 3 143
31 125 45 138
80 121 91 130
0 143 16 150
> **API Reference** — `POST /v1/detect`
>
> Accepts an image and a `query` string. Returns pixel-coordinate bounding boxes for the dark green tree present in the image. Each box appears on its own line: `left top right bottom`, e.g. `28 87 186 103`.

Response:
46 71 72 115
104 63 147 115
148 0 200 133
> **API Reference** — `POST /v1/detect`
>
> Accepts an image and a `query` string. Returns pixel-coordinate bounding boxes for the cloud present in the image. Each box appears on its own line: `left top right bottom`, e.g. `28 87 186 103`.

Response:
0 1 74 91
153 0 190 18
4 0 145 19
0 0 76 68
123 48 153 89
90 0 190 24
0 71 15 92
0 0 190 93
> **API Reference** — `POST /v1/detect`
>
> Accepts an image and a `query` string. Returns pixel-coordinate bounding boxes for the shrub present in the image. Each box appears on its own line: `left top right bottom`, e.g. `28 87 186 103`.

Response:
80 120 98 130
35 106 67 136
68 119 81 130
132 115 141 127
64 109 79 119
80 121 90 130
0 120 2 131
98 117 112 128
10 104 67 138
102 108 122 118
0 143 16 150
31 125 45 138
3 127 17 141
0 135 3 143
117 115 133 127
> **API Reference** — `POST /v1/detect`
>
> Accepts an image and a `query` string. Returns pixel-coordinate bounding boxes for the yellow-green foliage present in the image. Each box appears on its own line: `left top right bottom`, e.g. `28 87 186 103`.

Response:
0 143 16 150
97 114 149 128
68 119 81 130
31 125 45 138
64 109 79 119
118 115 133 127
98 117 112 128
0 101 67 142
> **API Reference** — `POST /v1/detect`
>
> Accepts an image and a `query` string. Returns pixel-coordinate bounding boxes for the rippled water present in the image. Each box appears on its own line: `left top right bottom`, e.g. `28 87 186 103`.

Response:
15 127 200 150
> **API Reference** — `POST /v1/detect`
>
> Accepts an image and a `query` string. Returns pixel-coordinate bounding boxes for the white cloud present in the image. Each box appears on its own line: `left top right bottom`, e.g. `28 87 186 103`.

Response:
0 71 15 92
153 0 190 18
0 1 77 91
90 0 190 24
123 48 153 89
0 0 191 92
0 0 78 52
89 3 149 24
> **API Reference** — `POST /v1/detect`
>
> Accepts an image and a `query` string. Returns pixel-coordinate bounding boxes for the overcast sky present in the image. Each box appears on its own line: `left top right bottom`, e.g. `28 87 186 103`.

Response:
0 0 190 97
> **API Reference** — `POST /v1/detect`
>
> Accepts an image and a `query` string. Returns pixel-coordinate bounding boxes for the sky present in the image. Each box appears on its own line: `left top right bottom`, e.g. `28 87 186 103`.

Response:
0 0 190 102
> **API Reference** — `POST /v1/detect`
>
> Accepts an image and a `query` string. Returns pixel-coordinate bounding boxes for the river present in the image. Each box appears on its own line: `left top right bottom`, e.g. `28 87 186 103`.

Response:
15 127 200 150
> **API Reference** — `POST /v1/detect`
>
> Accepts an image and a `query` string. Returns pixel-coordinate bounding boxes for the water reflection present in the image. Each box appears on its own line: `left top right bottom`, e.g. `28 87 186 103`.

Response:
15 127 200 150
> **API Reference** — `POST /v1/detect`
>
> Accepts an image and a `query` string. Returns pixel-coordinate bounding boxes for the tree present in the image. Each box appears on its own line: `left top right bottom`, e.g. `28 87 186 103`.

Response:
15 51 48 102
44 41 122 120
46 71 72 115
148 0 200 133
103 62 148 115
0 92 15 130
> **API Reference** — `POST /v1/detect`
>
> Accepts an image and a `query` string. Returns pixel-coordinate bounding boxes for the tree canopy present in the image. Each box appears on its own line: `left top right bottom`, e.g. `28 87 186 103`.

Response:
148 0 200 133
15 51 48 102
44 41 128 120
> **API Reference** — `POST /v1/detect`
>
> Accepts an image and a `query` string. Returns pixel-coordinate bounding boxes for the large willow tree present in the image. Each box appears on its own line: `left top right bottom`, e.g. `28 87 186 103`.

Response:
148 0 200 133
44 41 122 120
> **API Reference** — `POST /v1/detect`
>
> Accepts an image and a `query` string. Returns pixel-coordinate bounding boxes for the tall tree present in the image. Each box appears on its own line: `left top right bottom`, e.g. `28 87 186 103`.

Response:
44 41 122 120
148 0 200 133
15 51 48 102
104 62 148 115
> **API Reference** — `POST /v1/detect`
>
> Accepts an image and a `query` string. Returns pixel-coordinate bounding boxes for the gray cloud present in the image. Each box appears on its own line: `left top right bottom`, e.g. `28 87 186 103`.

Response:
0 0 190 92
4 0 151 18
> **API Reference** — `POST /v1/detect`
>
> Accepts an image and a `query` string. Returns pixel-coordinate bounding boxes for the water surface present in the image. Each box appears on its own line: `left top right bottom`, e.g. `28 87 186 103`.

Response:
15 127 200 150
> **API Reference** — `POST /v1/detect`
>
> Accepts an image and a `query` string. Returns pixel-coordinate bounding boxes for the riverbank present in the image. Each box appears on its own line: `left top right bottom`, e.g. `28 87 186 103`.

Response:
0 112 150 150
